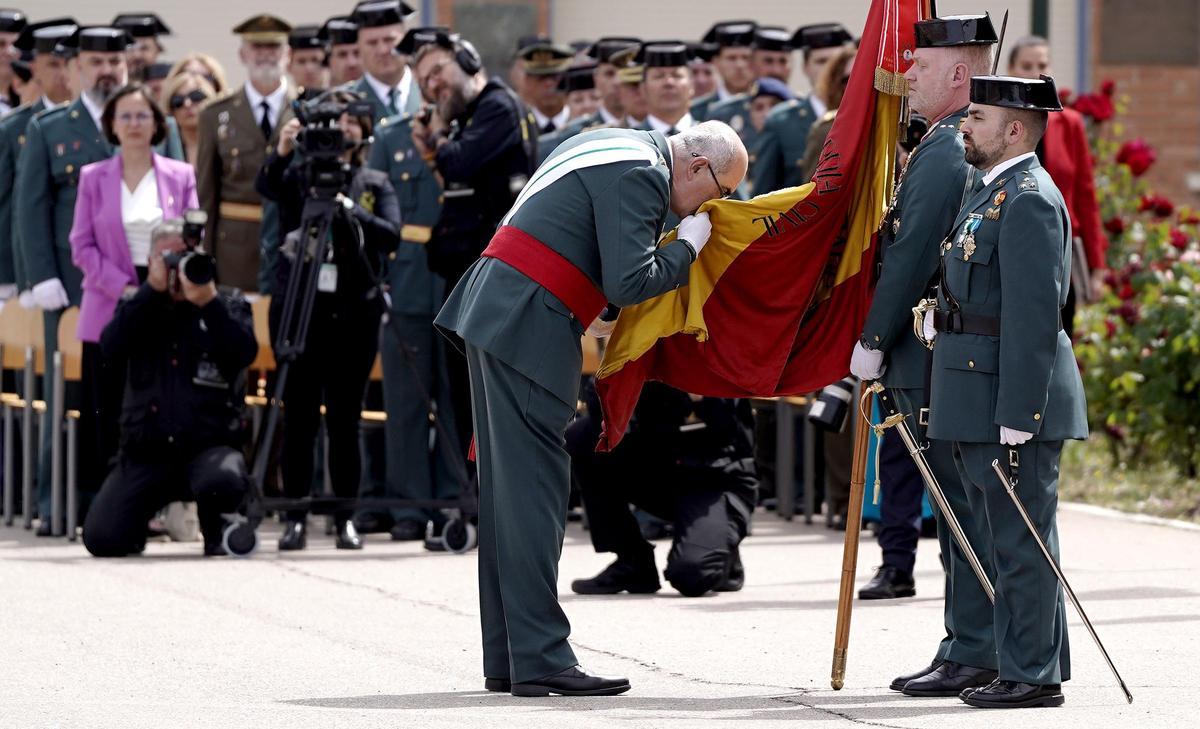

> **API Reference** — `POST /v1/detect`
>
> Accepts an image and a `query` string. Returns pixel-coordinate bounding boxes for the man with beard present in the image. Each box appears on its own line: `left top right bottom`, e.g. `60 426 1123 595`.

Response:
926 73 1085 709
0 17 75 303
15 25 129 535
352 0 420 123
358 25 461 545
848 14 1004 698
196 14 295 292
536 37 639 165
435 120 746 696
321 16 362 87
287 25 328 99
752 22 853 194
111 13 170 83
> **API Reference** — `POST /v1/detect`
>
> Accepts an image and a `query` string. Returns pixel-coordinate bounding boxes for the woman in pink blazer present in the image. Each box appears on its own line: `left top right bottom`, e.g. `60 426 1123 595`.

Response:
71 84 198 344
69 84 198 494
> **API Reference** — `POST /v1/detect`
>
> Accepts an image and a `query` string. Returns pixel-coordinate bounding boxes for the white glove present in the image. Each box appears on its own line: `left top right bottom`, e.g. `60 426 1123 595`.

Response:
677 212 712 258
1000 426 1034 446
0 283 15 301
586 317 616 338
18 290 35 309
31 278 69 311
849 340 886 380
923 309 937 344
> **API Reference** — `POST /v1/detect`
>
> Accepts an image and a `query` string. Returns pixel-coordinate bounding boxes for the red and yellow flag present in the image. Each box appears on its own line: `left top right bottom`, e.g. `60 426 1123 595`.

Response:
596 0 922 451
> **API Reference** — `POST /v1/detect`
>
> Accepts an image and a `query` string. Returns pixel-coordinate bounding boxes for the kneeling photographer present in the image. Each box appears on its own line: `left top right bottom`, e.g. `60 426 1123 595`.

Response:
256 89 401 551
566 383 759 597
83 219 258 557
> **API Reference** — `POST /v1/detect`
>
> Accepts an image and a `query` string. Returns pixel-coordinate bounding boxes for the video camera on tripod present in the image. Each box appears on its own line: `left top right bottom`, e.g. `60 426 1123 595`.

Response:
291 93 375 198
162 208 216 288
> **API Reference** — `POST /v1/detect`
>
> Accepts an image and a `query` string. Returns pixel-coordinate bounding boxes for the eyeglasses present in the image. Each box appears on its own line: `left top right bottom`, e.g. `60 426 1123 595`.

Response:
116 111 154 124
169 89 209 110
691 151 731 199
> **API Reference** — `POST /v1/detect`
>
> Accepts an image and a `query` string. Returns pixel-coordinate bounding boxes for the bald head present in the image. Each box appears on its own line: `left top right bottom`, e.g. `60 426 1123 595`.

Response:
668 121 749 216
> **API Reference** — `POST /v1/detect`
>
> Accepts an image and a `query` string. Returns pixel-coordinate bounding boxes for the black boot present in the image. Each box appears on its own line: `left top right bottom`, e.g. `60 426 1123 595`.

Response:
715 545 744 592
335 520 363 550
902 660 998 697
571 554 660 595
278 520 306 551
858 565 916 599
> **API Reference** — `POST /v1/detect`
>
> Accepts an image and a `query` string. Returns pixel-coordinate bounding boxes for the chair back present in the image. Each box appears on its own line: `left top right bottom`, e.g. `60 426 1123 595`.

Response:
56 307 83 383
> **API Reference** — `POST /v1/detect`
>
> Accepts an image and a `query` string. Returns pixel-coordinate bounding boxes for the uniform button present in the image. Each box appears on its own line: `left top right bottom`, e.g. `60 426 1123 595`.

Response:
167 436 174 443
394 152 403 162
1033 412 1041 421
388 252 397 261
401 172 411 181
968 360 975 368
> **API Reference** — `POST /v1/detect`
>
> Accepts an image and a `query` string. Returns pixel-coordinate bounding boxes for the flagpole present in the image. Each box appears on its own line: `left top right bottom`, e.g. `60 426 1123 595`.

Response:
830 379 874 689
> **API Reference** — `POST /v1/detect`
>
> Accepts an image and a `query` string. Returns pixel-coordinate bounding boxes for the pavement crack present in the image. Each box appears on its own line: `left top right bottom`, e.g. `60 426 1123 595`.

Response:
771 693 909 728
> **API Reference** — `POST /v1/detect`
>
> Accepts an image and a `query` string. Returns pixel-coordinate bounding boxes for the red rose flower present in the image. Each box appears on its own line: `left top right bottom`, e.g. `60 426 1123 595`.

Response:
1116 139 1156 177
1101 79 1116 97
1117 283 1136 301
1072 92 1115 122
1104 319 1117 338
1170 228 1190 250
1104 216 1126 235
1139 194 1175 219
1117 301 1140 325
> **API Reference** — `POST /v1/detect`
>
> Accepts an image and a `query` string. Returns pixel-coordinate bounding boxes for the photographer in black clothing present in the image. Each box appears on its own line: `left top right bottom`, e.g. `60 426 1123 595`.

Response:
256 89 402 551
83 222 258 558
566 382 759 597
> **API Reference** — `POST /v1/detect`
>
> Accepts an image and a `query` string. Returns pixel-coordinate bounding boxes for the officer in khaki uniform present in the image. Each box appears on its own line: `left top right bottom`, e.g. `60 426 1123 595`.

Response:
358 26 461 542
850 13 1001 699
927 74 1088 709
752 23 853 194
0 18 76 300
195 15 296 292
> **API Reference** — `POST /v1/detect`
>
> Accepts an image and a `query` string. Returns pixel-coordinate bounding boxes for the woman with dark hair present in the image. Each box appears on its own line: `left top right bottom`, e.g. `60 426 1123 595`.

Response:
69 84 199 493
256 89 401 551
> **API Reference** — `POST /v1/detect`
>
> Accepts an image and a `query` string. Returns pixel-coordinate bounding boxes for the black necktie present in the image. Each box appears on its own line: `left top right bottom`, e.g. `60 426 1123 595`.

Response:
541 121 556 134
259 100 272 140
667 126 679 136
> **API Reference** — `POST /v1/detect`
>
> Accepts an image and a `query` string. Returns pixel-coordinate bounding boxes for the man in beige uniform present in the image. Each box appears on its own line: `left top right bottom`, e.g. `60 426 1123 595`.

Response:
195 14 296 291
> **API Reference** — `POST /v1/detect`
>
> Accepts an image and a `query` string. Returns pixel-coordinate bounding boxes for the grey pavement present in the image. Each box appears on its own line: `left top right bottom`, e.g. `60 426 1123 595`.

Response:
0 504 1193 728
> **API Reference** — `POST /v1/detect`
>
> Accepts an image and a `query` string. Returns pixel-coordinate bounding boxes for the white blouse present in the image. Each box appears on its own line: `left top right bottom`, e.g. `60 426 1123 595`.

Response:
122 170 163 267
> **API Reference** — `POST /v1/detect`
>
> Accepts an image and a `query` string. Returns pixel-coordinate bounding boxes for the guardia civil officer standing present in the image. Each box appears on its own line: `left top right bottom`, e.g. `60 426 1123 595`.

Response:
849 15 1001 697
926 74 1087 709
436 121 746 696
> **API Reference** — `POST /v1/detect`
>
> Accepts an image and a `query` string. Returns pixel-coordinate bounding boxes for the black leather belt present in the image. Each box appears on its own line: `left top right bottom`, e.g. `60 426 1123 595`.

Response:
933 309 1001 337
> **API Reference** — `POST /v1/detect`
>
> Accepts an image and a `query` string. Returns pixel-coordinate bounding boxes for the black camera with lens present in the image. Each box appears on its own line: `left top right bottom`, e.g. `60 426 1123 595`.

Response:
162 208 216 286
807 376 857 432
292 94 374 198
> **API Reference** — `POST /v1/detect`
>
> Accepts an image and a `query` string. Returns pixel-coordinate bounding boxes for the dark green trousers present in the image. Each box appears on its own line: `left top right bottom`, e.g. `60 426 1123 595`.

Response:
953 440 1071 684
893 388 996 670
466 343 578 683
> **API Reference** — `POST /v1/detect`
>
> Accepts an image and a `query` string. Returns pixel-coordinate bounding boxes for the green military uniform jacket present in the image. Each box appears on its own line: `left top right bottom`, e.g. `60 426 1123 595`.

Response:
689 92 717 121
535 111 614 166
367 111 444 315
436 128 693 407
751 95 819 195
704 93 758 199
861 108 972 389
353 73 422 125
928 155 1089 443
15 99 116 302
195 85 296 292
0 99 47 288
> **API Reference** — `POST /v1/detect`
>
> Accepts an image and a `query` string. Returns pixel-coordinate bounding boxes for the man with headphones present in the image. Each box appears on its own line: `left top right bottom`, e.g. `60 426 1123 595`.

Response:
412 30 537 466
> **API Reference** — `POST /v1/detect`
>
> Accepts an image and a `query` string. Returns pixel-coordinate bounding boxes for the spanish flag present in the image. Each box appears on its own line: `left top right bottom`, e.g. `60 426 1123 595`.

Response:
596 0 922 451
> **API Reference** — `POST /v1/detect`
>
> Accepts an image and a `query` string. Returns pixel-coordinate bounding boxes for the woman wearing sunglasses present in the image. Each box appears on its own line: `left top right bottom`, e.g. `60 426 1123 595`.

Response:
160 72 216 165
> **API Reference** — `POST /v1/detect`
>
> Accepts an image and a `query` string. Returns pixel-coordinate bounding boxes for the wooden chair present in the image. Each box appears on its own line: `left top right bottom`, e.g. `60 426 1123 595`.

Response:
0 303 44 529
51 307 83 539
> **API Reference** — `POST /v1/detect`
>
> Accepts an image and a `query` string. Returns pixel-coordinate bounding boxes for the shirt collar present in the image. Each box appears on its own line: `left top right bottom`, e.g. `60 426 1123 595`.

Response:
982 151 1037 186
364 68 411 112
41 95 63 111
531 105 571 130
244 79 288 120
597 105 620 126
79 92 105 131
645 112 694 135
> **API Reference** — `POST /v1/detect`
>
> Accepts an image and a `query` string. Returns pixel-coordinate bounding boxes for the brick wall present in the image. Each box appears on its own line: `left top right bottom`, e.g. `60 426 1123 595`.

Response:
1092 1 1200 204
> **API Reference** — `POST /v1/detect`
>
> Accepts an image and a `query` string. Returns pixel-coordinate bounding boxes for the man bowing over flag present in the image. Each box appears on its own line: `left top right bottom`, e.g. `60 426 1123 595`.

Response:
435 122 747 697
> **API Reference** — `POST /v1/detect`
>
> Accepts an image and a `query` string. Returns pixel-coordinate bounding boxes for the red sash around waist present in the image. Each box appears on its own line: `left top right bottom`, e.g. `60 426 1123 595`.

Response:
481 225 607 325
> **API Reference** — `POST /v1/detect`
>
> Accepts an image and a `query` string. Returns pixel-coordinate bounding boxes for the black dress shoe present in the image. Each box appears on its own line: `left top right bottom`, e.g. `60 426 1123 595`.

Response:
961 679 1064 708
571 556 660 595
335 520 363 550
484 678 511 692
714 545 744 592
858 565 916 600
890 660 942 692
511 665 631 697
390 519 425 541
902 660 998 697
278 521 306 551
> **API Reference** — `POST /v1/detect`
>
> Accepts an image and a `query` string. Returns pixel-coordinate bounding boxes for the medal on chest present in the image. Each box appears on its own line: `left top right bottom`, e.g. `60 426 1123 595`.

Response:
958 214 983 261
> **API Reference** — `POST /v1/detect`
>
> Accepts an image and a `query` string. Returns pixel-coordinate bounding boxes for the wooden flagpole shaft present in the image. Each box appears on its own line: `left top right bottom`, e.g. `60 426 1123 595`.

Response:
830 381 874 689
